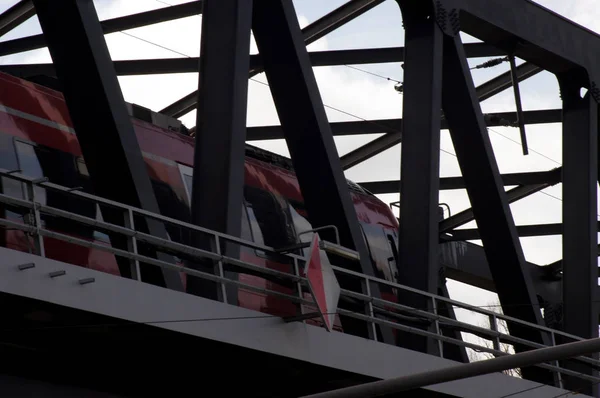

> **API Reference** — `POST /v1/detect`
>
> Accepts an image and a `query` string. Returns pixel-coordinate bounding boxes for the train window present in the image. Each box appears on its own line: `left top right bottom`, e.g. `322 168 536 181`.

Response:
240 204 253 242
386 233 399 281
71 156 113 243
0 134 21 200
177 163 194 202
288 204 314 257
244 185 295 250
176 163 255 247
76 157 89 177
151 179 191 243
245 203 266 255
14 140 46 205
92 205 111 243
360 223 396 281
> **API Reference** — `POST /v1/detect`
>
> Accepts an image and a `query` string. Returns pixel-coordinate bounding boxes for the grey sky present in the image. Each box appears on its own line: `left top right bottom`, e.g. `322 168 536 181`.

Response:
0 0 596 314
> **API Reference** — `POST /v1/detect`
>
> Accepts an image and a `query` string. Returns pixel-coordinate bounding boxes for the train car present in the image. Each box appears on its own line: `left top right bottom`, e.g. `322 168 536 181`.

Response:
0 71 401 332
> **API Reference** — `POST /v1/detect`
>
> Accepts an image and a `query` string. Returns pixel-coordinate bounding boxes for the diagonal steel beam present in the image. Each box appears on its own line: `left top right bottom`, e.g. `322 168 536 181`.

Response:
340 61 542 170
440 182 559 233
160 0 386 118
0 0 34 38
440 33 552 385
297 0 385 47
252 0 395 344
477 61 541 102
0 1 202 57
32 0 183 291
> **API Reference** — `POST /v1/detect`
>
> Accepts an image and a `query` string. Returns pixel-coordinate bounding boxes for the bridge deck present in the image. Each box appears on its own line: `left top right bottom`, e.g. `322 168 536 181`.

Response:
0 247 584 397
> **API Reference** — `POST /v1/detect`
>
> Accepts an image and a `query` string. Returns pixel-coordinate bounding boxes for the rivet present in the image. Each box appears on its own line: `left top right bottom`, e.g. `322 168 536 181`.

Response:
49 270 66 278
78 277 95 285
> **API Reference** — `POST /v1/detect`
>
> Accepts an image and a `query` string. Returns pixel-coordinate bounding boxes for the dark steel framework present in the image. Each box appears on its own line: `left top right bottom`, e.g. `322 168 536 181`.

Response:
1 0 599 395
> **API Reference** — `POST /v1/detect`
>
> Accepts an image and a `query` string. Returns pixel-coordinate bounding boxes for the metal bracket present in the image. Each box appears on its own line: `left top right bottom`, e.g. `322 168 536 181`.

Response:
590 81 600 103
433 1 460 36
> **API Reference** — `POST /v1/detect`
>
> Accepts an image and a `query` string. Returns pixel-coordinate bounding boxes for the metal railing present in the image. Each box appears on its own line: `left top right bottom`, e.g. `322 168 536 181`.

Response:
0 167 597 388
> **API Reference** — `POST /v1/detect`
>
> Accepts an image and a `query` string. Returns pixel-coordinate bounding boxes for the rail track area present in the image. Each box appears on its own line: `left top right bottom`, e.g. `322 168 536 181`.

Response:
0 0 599 397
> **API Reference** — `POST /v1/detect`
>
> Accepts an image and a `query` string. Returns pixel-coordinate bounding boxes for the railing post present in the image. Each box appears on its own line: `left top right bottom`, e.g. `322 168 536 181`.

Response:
432 297 443 358
489 314 501 352
550 332 564 388
293 256 305 321
124 208 141 281
26 181 45 257
214 235 228 304
364 278 378 342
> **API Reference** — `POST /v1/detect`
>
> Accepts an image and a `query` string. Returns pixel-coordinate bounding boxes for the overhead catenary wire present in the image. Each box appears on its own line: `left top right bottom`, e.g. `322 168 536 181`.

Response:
115 19 576 222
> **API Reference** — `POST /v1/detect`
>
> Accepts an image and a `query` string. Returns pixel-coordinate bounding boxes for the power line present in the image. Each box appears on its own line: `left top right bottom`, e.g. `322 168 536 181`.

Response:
487 127 562 167
343 64 402 84
115 22 573 217
119 31 190 58
152 0 174 7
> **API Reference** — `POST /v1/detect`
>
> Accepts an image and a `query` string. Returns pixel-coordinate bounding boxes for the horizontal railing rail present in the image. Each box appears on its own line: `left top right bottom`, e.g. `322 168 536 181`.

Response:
0 167 596 388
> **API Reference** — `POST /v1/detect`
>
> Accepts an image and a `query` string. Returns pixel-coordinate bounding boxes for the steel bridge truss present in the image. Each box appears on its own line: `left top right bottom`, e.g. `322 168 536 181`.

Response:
1 0 599 395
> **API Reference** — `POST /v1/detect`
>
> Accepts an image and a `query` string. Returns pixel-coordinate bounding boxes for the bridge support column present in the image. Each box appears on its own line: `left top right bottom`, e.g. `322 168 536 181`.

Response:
187 0 253 303
395 2 444 356
559 72 599 395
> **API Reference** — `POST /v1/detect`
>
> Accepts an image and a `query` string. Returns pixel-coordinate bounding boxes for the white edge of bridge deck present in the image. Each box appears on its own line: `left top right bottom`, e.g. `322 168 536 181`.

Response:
0 247 584 398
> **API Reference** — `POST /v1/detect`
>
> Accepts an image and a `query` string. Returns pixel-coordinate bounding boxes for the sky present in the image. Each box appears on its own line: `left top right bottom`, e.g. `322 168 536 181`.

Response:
0 0 598 353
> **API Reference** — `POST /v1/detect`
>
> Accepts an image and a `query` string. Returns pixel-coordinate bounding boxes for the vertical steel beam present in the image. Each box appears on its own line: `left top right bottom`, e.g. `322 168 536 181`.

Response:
559 72 599 395
395 3 443 356
187 0 253 302
32 0 183 291
251 0 394 344
441 34 553 385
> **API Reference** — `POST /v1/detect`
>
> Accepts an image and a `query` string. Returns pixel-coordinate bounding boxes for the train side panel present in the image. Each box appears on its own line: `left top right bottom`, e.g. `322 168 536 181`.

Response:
0 71 400 331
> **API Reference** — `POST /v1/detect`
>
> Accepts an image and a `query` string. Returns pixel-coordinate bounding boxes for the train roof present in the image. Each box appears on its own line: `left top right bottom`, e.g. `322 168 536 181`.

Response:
19 74 375 198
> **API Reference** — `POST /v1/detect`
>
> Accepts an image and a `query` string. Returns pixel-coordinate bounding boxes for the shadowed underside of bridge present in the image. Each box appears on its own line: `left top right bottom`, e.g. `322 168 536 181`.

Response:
0 294 459 398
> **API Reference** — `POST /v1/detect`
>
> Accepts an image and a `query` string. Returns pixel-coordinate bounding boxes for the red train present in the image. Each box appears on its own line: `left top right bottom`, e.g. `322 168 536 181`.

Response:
0 71 401 331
